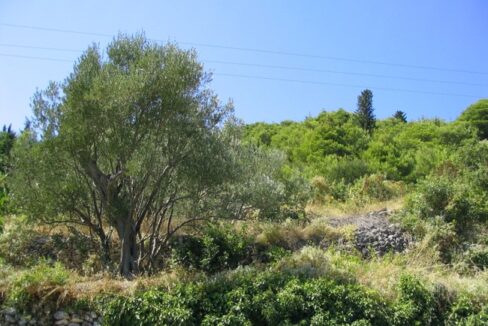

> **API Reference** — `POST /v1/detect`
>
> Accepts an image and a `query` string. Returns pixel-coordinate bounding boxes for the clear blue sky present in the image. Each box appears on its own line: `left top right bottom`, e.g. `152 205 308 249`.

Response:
1 0 487 131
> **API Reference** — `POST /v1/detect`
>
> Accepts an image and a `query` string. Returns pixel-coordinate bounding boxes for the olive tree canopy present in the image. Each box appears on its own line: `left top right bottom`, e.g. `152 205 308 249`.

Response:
10 34 240 277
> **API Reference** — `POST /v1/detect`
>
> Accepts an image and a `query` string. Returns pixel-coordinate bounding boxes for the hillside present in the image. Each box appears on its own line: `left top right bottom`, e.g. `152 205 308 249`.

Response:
1 35 488 325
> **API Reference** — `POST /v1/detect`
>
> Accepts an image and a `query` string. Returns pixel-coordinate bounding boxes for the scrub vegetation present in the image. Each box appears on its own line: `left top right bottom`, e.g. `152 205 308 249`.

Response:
1 34 488 325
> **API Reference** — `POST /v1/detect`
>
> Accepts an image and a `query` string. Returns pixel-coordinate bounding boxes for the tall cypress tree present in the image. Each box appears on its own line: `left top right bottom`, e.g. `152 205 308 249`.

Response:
355 89 376 133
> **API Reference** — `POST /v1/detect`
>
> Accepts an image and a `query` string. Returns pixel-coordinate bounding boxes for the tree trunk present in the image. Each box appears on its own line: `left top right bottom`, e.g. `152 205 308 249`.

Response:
119 222 139 278
99 232 112 267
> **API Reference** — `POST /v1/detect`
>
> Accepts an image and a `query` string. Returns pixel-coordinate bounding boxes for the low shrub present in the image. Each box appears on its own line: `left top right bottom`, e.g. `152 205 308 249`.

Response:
0 219 98 269
407 175 488 233
170 224 253 273
6 260 71 308
100 268 392 326
447 295 488 325
464 245 488 271
348 174 402 206
393 274 437 325
311 176 348 203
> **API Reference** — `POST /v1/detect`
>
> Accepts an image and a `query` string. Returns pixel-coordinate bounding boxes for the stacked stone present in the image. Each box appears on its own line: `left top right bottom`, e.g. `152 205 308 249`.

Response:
355 210 411 257
0 308 102 326
1 308 35 325
53 311 101 326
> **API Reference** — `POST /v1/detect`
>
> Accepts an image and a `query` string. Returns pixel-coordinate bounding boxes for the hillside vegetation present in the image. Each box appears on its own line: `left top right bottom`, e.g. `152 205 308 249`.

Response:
1 35 488 325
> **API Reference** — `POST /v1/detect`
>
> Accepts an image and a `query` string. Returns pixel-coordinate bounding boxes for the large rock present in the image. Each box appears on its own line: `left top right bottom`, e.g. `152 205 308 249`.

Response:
54 311 70 320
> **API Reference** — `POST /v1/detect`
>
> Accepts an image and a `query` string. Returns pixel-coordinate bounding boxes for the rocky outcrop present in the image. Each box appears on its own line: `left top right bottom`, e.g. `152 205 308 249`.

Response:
354 209 411 257
325 208 412 257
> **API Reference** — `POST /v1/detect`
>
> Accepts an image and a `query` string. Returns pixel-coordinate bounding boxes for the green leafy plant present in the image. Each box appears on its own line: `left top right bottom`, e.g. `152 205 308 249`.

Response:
6 260 70 308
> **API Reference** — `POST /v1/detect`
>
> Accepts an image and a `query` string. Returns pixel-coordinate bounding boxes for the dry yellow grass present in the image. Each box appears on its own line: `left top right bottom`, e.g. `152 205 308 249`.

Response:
282 245 488 304
307 196 405 218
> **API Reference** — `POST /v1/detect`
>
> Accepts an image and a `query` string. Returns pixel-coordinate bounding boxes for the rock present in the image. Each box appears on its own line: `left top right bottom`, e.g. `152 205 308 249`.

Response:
55 320 69 326
70 317 84 323
18 319 27 326
353 210 412 257
68 323 81 326
54 311 69 320
5 314 17 323
4 307 17 315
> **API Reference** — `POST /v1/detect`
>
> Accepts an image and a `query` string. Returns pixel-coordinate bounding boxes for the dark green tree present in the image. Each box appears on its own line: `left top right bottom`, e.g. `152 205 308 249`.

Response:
0 124 16 173
355 89 376 133
393 110 407 123
0 125 16 217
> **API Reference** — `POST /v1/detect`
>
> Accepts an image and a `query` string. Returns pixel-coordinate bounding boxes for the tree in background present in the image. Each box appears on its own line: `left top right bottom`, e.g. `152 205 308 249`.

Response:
393 110 407 123
457 99 488 139
0 125 16 174
9 34 250 278
0 125 16 219
355 89 376 133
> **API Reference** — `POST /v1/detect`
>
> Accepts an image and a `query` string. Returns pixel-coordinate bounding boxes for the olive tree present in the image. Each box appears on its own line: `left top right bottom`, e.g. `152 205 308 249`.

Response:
10 34 239 277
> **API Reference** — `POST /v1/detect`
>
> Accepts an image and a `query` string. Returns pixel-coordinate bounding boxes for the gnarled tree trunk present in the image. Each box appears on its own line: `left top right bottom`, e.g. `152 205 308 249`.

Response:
119 227 138 278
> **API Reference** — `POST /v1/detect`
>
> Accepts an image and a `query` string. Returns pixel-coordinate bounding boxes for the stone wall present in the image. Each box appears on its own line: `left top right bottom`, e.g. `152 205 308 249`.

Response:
0 308 102 326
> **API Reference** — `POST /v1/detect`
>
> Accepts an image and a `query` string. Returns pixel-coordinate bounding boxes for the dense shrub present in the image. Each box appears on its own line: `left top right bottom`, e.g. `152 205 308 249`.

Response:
464 245 488 271
457 99 488 139
0 219 98 269
319 156 370 185
170 224 253 273
393 274 437 325
407 175 488 231
6 261 70 308
348 174 402 205
447 295 488 325
101 267 487 325
311 176 348 202
101 269 392 326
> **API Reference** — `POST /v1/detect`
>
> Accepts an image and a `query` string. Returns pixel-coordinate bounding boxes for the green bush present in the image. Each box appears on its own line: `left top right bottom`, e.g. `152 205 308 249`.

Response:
0 218 98 269
320 156 369 185
311 176 348 202
407 175 488 231
348 174 400 205
170 224 253 273
464 246 488 271
393 274 436 325
6 260 70 308
101 270 392 326
98 265 488 325
448 295 488 325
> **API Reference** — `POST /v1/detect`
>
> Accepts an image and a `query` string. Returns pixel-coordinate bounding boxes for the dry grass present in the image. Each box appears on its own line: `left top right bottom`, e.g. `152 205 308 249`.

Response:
254 217 355 250
280 245 488 304
307 196 405 218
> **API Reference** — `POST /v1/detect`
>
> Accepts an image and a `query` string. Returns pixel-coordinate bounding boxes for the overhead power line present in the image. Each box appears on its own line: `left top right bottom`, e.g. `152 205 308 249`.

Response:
0 52 482 98
1 22 488 76
214 73 481 98
0 43 82 53
0 53 72 62
206 60 487 87
0 43 486 87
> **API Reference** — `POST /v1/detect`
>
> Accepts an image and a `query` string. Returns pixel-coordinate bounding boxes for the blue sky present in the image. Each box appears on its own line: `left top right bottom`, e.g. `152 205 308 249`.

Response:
1 0 487 131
